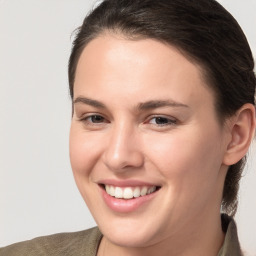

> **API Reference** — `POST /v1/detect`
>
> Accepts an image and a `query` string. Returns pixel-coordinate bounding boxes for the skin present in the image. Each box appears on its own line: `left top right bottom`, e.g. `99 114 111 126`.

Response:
69 34 242 256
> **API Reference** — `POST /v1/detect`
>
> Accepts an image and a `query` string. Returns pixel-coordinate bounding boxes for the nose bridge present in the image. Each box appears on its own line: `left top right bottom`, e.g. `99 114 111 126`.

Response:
103 119 143 171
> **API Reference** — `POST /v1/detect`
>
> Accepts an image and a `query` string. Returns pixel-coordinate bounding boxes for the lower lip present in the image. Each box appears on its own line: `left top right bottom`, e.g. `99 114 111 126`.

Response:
100 186 159 213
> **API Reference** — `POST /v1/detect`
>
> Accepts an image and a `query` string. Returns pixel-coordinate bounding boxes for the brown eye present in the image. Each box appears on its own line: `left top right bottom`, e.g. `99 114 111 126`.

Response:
155 117 169 125
89 115 105 123
149 116 176 126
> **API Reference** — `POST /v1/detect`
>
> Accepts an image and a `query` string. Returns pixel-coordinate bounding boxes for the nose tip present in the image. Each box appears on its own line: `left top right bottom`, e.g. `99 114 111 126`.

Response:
104 150 144 172
103 129 144 173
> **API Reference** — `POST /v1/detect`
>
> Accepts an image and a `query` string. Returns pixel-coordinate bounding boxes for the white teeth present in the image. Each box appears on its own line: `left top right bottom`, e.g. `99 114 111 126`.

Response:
104 185 157 199
140 186 148 196
147 186 156 194
123 187 133 199
109 186 115 196
115 187 123 198
105 185 110 194
133 187 141 198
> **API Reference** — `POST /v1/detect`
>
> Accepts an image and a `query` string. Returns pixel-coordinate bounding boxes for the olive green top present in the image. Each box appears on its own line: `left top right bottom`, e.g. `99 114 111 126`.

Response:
0 227 102 256
0 215 242 256
217 214 243 256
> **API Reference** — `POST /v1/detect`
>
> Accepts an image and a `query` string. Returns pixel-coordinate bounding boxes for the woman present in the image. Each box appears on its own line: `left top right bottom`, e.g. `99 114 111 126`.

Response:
1 0 255 255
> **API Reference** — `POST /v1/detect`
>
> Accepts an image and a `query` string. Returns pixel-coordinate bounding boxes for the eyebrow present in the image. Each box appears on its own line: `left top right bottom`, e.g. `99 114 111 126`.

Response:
73 96 106 108
137 100 189 110
73 96 189 110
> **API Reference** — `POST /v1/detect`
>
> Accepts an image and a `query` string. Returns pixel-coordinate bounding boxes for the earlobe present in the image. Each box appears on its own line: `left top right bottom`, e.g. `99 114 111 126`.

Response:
223 103 256 166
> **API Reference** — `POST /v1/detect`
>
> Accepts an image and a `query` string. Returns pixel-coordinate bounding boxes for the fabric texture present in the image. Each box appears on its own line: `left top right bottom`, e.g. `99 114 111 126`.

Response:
0 215 242 256
218 214 243 256
0 227 102 256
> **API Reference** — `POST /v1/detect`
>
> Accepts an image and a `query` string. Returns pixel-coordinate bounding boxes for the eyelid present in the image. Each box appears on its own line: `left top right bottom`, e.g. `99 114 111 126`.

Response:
78 113 109 123
77 112 177 129
145 115 177 126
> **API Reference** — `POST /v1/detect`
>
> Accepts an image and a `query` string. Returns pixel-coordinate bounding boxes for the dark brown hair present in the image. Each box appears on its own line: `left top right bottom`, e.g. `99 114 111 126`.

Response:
68 0 256 216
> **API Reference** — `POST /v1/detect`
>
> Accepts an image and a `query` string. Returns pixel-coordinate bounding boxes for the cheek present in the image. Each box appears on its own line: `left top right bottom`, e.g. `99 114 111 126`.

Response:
144 128 223 185
69 125 105 205
144 129 225 219
69 125 102 178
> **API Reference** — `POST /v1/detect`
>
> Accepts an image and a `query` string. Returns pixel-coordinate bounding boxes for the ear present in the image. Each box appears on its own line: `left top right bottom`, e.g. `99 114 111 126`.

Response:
223 103 256 166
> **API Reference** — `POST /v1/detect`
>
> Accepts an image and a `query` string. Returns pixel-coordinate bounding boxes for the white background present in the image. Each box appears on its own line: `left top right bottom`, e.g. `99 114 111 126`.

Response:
0 0 256 254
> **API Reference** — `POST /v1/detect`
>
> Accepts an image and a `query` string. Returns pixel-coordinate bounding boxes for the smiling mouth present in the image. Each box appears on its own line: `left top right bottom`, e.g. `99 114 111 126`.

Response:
101 184 161 199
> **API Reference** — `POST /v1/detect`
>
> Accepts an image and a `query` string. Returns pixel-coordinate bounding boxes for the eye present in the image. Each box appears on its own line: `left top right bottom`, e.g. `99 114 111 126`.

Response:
148 116 176 126
79 114 109 125
87 115 105 123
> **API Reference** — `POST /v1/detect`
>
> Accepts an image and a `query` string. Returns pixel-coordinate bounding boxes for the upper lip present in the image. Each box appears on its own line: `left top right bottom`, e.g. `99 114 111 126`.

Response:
97 179 161 187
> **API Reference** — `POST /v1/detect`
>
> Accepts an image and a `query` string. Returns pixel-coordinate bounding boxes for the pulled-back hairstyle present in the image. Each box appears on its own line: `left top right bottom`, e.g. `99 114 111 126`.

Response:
68 0 256 216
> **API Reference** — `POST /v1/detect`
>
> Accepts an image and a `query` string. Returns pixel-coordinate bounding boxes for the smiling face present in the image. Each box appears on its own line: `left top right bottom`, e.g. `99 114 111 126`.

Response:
69 34 230 250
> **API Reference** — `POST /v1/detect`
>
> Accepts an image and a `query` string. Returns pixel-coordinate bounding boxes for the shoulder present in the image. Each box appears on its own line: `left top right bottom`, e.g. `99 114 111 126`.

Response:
0 227 102 256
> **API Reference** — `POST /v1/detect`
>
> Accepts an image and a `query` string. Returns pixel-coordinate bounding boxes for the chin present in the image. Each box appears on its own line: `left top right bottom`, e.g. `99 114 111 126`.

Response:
97 216 164 248
105 228 156 248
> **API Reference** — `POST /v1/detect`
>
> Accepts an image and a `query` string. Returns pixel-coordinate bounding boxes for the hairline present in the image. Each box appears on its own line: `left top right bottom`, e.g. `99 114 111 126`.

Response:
71 29 224 124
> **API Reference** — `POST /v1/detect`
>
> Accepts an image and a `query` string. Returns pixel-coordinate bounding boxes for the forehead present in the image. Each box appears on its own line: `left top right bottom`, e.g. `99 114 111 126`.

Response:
74 34 215 112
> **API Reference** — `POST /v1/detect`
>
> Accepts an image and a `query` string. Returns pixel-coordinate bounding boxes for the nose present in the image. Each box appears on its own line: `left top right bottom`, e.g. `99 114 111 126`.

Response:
103 122 144 173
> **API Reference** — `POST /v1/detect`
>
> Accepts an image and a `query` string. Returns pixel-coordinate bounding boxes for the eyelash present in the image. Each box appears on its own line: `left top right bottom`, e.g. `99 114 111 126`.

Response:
79 114 109 125
78 114 177 128
146 116 177 126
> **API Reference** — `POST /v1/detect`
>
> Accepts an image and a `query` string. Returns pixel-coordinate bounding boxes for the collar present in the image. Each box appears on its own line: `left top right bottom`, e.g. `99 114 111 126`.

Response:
218 214 242 256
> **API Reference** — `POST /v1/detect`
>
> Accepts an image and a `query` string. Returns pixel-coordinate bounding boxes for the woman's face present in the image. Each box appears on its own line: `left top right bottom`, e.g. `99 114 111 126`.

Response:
70 35 229 247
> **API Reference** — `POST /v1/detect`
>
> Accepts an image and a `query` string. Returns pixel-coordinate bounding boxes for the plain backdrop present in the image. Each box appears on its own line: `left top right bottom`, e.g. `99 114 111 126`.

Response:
1 0 256 254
